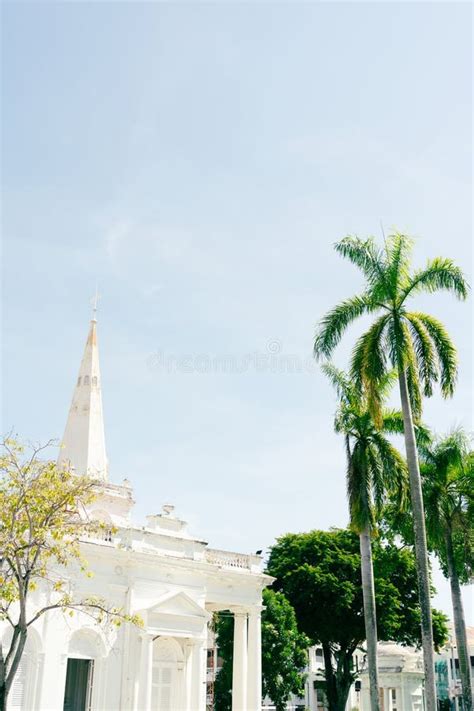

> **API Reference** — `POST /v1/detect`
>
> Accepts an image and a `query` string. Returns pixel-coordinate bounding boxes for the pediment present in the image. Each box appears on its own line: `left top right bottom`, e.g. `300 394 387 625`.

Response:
147 591 210 620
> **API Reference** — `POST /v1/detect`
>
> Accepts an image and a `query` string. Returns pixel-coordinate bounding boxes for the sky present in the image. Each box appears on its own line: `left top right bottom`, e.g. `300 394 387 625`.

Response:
1 2 472 625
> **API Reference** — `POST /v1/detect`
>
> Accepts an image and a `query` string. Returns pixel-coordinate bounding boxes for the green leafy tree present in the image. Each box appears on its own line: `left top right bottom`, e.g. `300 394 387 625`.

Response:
423 431 474 711
267 528 448 711
214 589 309 711
314 233 469 710
0 438 141 711
322 364 408 711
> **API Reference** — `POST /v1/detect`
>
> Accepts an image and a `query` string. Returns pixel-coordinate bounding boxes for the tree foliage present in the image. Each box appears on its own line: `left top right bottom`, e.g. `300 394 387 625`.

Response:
313 233 469 711
214 589 309 711
314 233 469 421
322 364 408 532
385 431 474 583
385 430 474 710
421 430 474 582
0 437 141 711
267 528 448 711
322 364 408 711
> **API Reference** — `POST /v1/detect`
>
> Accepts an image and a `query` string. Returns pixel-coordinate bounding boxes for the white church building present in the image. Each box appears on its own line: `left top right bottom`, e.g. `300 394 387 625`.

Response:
5 312 271 711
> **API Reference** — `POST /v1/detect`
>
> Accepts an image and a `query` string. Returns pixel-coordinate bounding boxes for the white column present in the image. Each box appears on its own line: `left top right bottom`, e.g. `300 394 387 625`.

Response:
247 608 262 710
191 638 207 711
176 660 186 711
184 641 194 711
185 639 207 711
137 633 154 711
232 612 248 711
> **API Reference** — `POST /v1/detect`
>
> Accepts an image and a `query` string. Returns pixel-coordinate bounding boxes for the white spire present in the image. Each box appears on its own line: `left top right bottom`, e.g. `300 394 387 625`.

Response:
58 307 108 481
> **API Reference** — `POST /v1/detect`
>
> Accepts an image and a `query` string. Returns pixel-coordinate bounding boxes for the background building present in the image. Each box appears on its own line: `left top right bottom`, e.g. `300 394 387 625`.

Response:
276 643 425 711
435 626 474 710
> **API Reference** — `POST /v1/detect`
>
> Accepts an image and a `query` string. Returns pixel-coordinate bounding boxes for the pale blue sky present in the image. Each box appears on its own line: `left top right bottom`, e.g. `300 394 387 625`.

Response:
2 2 472 623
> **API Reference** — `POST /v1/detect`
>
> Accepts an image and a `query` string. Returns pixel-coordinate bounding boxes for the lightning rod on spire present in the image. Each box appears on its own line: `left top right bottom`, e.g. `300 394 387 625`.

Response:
91 286 101 322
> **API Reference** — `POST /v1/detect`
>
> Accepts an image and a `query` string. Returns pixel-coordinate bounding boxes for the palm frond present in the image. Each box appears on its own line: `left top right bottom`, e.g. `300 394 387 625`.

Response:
376 369 399 400
371 430 408 489
401 320 423 418
414 313 458 398
350 314 389 425
400 257 469 305
385 317 402 371
347 442 372 532
413 421 433 450
314 293 376 360
421 430 474 549
321 363 354 405
366 444 385 518
405 313 439 397
334 409 349 435
381 409 405 435
385 233 413 297
334 235 386 289
365 431 409 527
422 429 470 471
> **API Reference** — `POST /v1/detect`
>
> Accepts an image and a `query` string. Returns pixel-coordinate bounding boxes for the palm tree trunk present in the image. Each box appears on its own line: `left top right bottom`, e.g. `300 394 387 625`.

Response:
360 527 380 711
445 528 472 711
398 368 437 711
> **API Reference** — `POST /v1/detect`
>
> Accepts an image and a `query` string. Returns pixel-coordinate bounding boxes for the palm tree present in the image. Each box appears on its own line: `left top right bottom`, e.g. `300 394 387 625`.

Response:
323 364 408 711
421 430 474 711
314 233 469 711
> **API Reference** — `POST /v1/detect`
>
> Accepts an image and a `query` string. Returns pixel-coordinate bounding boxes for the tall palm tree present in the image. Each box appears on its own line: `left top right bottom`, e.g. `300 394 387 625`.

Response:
421 430 474 711
323 364 408 711
314 233 469 711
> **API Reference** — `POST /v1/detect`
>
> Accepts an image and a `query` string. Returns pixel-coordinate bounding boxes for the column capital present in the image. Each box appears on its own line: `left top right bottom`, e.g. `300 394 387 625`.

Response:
139 631 155 642
185 637 207 648
233 610 249 618
230 605 264 616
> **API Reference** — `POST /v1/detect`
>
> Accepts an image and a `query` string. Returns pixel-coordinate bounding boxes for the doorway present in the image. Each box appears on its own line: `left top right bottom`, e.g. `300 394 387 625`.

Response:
63 658 94 711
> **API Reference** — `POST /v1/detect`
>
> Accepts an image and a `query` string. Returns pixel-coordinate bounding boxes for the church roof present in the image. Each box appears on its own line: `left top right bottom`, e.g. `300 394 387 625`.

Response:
57 312 108 481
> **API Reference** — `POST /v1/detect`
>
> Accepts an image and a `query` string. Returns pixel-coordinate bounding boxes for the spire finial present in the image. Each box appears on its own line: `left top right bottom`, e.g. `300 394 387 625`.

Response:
91 286 100 322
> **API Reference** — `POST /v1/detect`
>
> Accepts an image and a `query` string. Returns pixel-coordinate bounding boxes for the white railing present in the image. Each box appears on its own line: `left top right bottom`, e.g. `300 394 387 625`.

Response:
205 549 251 570
81 527 114 545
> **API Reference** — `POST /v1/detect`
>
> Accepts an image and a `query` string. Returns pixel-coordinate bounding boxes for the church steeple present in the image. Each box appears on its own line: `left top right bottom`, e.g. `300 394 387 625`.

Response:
58 305 108 481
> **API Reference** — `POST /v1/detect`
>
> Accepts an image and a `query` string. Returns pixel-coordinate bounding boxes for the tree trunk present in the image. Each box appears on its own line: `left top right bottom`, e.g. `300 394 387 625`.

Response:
398 368 437 711
322 643 355 711
2 625 28 711
0 680 5 711
0 643 5 711
445 529 473 711
360 527 381 711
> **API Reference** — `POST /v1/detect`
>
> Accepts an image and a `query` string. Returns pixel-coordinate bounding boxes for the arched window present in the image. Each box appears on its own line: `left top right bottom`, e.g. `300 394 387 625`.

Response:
77 377 81 386
83 376 90 386
92 376 98 387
